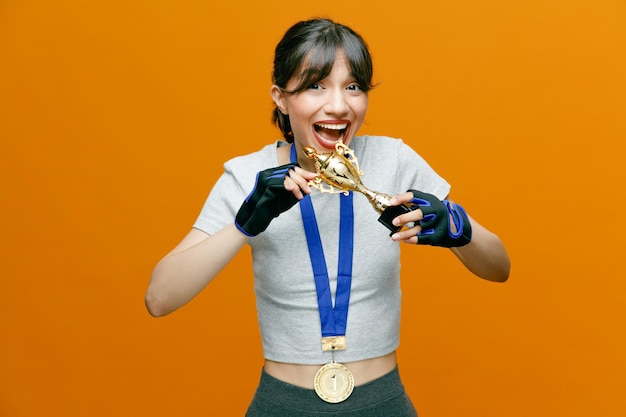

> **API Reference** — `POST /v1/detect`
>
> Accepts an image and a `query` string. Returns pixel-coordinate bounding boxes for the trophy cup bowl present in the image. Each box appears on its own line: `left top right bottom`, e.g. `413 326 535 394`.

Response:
303 143 410 234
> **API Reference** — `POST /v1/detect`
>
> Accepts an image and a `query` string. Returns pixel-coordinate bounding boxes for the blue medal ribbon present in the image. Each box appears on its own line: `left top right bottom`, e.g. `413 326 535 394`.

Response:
291 145 354 338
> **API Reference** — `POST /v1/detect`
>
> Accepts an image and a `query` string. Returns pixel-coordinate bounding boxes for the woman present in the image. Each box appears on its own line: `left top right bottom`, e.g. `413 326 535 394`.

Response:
145 18 510 416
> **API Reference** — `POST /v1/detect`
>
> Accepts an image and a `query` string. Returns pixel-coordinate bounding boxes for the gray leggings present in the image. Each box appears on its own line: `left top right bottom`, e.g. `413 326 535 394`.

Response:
245 366 418 417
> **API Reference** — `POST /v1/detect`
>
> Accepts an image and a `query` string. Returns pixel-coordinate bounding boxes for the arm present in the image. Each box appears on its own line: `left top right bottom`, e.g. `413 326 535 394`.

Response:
145 164 316 317
449 215 510 282
450 217 511 282
389 191 510 282
145 223 248 317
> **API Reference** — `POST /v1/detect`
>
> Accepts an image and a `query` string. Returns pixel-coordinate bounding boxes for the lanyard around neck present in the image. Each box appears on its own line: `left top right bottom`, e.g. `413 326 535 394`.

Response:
291 144 354 337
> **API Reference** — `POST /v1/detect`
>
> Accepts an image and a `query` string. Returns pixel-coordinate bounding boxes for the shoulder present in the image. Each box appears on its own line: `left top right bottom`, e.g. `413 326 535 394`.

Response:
351 135 414 155
350 134 450 197
351 135 405 150
205 140 284 197
351 135 420 163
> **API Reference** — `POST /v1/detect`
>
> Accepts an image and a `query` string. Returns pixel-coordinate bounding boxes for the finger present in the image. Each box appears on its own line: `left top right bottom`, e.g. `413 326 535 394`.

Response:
392 208 424 228
292 165 318 180
391 224 422 243
390 191 416 206
287 168 313 195
284 176 305 200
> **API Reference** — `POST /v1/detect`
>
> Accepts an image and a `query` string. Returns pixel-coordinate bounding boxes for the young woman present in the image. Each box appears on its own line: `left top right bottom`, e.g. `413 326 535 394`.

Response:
145 18 510 416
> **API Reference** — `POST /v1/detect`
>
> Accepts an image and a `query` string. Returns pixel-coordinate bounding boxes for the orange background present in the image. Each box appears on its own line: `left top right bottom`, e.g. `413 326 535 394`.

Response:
1 1 625 416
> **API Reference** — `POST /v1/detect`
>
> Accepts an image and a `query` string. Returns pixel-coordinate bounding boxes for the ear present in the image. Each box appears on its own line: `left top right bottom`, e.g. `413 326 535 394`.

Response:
270 85 288 115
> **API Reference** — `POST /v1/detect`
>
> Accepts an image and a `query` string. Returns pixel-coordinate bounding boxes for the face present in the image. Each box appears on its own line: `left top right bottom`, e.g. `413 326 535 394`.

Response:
271 50 369 171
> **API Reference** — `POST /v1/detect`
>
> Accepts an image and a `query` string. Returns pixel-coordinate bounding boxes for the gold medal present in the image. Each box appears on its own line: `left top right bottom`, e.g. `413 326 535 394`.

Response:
314 360 354 403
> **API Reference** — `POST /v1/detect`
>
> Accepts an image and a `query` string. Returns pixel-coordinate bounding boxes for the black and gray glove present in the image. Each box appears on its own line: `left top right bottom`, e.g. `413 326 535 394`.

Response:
408 189 472 247
235 163 300 237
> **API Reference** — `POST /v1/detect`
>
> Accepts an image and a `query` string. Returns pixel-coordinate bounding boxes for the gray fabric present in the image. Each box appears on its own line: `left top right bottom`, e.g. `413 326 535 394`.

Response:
245 367 418 417
194 135 450 364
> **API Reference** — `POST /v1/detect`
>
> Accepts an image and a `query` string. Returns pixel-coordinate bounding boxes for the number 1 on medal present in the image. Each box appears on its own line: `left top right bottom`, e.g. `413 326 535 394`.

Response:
331 374 337 390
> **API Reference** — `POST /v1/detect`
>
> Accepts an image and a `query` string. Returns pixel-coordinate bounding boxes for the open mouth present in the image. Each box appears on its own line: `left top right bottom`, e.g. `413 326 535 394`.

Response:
313 122 349 149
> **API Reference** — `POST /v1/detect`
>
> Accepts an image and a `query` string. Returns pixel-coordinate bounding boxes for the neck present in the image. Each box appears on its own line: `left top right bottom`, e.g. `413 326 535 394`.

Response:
289 143 317 172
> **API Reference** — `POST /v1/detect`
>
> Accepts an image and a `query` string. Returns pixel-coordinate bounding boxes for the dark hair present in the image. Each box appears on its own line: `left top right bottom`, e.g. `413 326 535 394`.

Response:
272 18 374 142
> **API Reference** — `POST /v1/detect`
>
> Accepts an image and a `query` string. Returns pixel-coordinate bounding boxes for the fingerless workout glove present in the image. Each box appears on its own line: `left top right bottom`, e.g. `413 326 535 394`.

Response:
408 189 472 247
235 163 300 237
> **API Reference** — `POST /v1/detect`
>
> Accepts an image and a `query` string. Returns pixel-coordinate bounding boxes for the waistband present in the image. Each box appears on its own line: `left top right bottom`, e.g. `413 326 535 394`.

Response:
254 365 407 412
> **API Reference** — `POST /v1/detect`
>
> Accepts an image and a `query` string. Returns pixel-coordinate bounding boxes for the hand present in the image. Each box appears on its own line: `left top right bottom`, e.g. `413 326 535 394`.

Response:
235 163 314 236
390 190 472 247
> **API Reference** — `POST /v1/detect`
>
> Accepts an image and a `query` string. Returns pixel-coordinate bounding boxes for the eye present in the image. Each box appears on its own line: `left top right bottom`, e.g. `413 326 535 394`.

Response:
308 83 323 90
346 84 363 92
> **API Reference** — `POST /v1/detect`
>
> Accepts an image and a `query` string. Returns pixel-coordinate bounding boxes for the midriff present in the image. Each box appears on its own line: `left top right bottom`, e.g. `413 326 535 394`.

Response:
263 351 397 389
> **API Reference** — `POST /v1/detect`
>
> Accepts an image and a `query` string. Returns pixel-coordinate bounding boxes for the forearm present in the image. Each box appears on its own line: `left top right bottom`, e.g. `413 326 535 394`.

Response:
145 223 248 317
389 192 510 282
450 217 510 282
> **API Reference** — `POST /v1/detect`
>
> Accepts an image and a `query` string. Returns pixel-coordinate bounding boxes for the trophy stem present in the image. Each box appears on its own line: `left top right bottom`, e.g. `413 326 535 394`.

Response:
357 186 393 214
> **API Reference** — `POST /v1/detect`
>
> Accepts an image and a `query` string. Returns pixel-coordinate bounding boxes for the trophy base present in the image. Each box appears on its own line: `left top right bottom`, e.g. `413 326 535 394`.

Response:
378 205 412 235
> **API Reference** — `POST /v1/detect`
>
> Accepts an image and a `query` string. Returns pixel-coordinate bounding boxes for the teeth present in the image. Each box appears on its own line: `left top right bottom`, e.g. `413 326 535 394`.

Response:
315 122 348 130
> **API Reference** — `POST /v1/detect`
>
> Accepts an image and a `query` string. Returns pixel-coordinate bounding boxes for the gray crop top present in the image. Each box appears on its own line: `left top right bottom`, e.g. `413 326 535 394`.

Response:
194 135 450 364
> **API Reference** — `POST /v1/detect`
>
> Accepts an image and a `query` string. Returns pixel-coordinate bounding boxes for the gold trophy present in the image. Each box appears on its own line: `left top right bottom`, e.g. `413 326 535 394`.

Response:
304 142 410 234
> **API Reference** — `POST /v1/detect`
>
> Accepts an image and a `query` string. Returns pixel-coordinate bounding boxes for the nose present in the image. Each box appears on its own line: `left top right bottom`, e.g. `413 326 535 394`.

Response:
323 88 349 116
